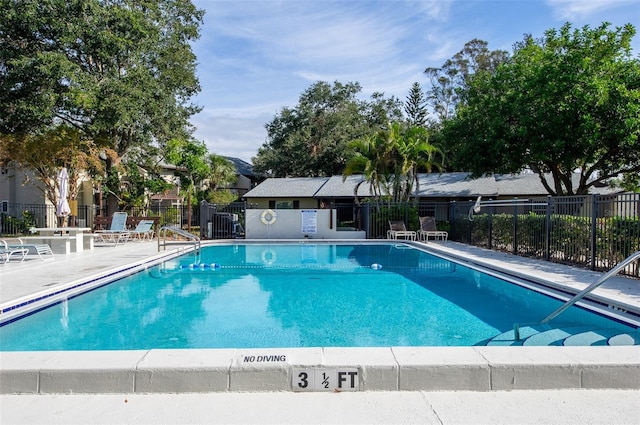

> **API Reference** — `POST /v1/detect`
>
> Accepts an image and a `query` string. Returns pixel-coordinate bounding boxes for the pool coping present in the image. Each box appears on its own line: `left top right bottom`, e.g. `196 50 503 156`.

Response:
2 346 639 393
1 240 639 394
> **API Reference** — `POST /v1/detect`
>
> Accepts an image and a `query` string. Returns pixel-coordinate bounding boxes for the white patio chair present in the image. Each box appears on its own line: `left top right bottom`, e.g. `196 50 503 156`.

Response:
387 221 416 240
129 220 155 241
0 239 29 264
418 216 448 242
94 212 130 245
3 238 53 261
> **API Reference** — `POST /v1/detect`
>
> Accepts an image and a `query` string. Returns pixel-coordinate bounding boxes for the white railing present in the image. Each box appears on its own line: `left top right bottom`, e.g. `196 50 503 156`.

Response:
158 225 201 253
540 250 640 324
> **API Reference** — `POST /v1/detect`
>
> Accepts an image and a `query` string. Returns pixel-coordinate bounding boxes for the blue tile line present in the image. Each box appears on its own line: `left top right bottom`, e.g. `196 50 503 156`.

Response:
0 250 182 317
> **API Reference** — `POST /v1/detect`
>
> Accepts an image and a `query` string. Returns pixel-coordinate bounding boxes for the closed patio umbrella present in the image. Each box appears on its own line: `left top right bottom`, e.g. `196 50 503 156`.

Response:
56 167 71 221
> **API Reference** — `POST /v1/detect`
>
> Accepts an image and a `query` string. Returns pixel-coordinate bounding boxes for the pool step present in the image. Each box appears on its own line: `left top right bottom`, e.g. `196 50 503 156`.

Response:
486 325 640 347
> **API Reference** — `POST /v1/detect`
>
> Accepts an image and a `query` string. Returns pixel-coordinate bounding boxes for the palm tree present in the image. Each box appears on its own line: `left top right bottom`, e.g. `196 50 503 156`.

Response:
342 128 394 204
206 154 237 191
395 125 444 202
344 122 444 203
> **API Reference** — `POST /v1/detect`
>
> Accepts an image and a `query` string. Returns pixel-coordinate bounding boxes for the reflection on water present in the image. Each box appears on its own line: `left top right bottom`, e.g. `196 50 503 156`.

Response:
0 243 633 351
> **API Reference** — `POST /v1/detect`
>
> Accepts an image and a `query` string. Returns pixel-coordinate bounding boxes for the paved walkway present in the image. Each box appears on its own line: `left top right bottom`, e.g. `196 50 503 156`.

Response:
0 240 164 305
1 240 639 424
2 389 639 424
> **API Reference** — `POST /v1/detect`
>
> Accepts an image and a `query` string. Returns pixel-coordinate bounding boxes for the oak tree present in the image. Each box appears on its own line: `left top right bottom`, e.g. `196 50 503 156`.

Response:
443 22 640 195
253 81 403 177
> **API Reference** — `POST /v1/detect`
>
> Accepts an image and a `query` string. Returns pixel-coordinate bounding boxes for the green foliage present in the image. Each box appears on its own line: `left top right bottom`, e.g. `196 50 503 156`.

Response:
160 208 181 226
1 0 204 215
465 212 639 266
0 126 101 206
370 204 419 238
165 138 210 195
253 81 403 177
442 22 640 195
1 0 203 164
118 161 173 209
204 189 237 204
404 82 428 127
597 216 640 261
1 210 36 235
424 38 508 126
343 122 443 202
207 154 237 192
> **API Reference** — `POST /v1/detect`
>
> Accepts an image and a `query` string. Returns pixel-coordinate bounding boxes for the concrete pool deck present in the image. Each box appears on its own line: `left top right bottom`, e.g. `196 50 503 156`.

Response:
1 239 639 424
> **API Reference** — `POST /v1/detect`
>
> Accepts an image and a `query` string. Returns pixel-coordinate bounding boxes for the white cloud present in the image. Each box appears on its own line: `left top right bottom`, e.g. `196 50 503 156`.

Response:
192 113 269 163
546 0 632 19
408 0 452 21
189 0 639 165
191 0 451 162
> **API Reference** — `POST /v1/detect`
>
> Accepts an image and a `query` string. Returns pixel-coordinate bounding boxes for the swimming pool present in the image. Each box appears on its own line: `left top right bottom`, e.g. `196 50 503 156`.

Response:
1 242 638 351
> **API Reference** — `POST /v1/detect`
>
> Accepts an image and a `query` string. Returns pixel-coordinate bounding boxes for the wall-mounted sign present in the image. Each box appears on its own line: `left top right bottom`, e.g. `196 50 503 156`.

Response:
301 210 318 234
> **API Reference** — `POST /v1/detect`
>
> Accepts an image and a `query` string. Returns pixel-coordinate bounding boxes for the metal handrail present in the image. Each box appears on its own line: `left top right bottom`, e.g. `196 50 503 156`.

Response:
158 225 201 253
468 196 548 221
540 250 640 324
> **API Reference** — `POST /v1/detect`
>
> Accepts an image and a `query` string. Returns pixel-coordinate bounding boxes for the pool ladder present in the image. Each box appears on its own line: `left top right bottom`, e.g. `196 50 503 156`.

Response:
514 250 640 340
158 225 201 254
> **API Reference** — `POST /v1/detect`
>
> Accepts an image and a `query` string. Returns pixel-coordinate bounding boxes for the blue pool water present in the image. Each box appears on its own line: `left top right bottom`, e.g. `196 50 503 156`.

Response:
0 243 635 350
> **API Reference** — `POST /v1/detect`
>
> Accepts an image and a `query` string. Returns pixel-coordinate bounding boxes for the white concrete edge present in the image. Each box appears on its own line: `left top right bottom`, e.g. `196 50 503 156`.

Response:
2 240 639 395
0 248 188 320
1 346 639 394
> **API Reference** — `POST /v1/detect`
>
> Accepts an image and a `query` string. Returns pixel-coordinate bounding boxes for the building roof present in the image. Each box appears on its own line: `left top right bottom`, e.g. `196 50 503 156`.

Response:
244 177 329 198
244 172 620 199
315 175 376 198
493 173 619 196
414 173 498 197
223 157 254 177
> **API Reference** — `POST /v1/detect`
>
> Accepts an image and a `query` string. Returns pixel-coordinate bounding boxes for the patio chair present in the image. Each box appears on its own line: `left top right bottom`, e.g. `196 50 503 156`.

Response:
387 221 416 240
94 212 130 245
418 216 448 242
3 238 54 260
0 239 29 264
128 220 155 241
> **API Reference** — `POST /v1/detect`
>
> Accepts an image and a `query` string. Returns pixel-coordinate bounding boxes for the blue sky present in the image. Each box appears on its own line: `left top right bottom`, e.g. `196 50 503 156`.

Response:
190 0 640 163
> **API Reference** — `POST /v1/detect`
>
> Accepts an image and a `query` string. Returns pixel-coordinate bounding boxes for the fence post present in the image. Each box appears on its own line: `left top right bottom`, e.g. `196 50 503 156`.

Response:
545 195 552 261
448 201 457 242
361 203 371 239
513 198 518 255
199 201 207 239
488 206 493 250
590 194 598 271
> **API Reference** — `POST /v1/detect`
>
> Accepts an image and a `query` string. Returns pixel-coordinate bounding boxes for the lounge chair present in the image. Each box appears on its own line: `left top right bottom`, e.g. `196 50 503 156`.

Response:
94 212 130 245
387 221 416 240
0 240 29 264
3 238 54 260
129 220 155 241
418 216 448 242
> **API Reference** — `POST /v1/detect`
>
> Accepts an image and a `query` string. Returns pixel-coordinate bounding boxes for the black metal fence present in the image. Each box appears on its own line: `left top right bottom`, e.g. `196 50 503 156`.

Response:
352 194 639 277
0 202 245 236
0 203 93 234
3 194 638 276
449 194 640 276
199 201 247 239
353 201 450 239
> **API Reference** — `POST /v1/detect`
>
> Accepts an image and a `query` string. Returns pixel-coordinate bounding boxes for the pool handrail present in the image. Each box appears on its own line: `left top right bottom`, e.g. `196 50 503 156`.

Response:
539 250 640 324
512 251 640 340
158 225 201 253
468 197 548 221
